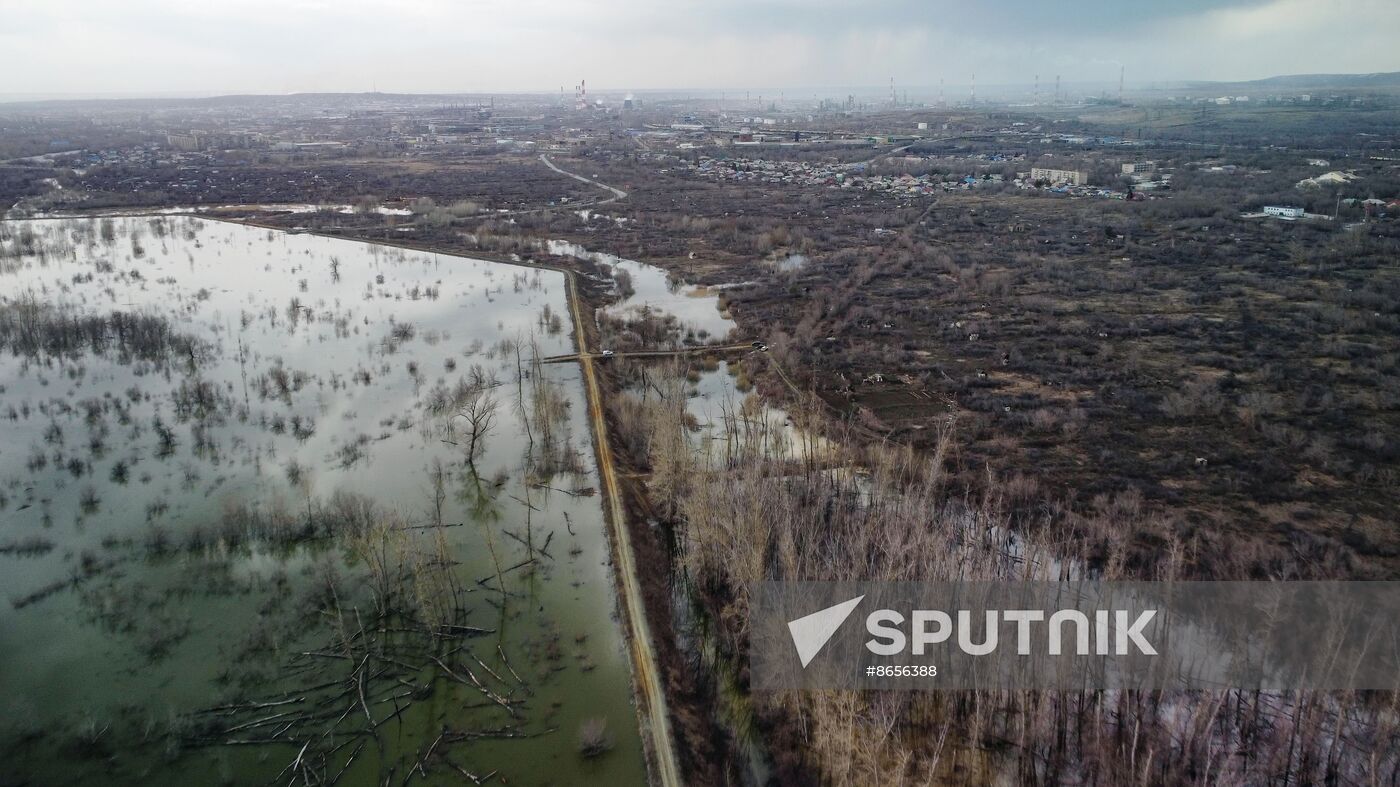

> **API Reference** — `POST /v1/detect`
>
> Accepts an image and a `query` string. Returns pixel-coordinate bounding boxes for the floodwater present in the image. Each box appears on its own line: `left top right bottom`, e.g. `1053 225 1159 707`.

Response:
544 240 735 342
27 204 416 219
684 361 827 465
0 216 645 785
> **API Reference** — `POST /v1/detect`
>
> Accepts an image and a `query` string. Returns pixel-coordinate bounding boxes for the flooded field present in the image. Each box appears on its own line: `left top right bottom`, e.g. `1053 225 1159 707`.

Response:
684 361 829 465
0 216 645 785
544 240 735 342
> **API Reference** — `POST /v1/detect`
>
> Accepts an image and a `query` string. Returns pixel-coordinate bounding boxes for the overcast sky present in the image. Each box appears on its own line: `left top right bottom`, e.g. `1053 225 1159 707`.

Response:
3 0 1398 97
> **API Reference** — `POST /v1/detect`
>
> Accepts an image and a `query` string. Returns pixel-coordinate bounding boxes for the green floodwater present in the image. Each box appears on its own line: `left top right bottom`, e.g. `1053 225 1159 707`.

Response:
0 216 645 786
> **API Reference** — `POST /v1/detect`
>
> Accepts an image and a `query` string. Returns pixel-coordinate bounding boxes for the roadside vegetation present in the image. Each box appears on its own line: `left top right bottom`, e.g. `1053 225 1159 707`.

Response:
613 362 1400 784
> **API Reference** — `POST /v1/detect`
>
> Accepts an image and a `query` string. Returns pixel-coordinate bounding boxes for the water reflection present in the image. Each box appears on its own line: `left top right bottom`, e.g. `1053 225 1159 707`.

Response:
0 216 644 786
544 239 735 342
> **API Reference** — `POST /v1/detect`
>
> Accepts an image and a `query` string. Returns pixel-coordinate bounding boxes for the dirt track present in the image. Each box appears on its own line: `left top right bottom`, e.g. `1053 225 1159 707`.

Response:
563 268 683 787
542 155 683 787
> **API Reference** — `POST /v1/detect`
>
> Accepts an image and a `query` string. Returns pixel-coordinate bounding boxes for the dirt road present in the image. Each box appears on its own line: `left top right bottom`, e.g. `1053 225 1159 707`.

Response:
563 272 683 787
540 154 628 205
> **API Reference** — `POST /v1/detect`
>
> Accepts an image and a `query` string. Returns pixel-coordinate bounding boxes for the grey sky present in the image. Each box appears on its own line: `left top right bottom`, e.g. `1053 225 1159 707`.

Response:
2 0 1397 96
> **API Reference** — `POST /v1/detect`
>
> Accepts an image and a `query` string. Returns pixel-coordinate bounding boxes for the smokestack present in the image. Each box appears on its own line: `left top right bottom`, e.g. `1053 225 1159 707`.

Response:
970 73 976 106
1119 65 1125 103
1055 74 1061 104
1034 74 1040 105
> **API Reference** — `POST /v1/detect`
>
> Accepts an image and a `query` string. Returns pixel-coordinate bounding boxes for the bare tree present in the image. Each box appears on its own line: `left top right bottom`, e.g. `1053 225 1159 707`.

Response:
452 392 498 469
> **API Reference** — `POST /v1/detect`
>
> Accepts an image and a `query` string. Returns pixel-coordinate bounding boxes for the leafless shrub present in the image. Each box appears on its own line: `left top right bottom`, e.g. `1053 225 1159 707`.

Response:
576 717 612 758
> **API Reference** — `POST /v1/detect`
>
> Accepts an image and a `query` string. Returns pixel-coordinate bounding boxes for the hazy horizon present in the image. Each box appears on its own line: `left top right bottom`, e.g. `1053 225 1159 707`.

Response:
2 71 1397 105
3 0 1399 98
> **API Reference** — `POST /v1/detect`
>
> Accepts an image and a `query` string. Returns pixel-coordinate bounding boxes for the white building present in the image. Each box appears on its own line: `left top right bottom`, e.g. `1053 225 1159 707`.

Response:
1263 205 1305 219
1031 167 1086 186
166 132 202 151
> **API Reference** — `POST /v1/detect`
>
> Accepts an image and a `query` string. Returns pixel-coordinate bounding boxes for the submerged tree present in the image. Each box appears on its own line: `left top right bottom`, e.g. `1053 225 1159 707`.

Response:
453 391 498 470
